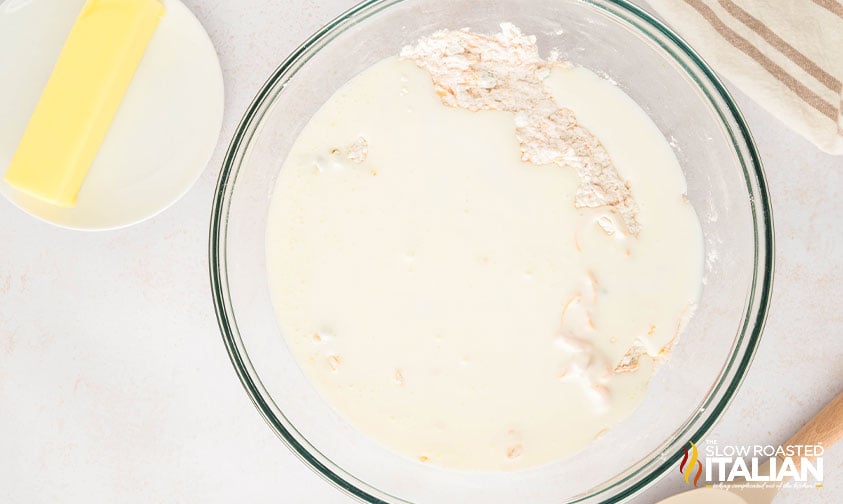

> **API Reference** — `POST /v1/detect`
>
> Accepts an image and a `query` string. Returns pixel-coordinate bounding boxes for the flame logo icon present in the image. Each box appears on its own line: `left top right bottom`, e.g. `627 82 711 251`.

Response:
679 441 703 486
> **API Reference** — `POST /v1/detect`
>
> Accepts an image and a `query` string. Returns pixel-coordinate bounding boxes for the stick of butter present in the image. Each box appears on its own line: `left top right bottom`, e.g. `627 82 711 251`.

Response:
3 0 165 207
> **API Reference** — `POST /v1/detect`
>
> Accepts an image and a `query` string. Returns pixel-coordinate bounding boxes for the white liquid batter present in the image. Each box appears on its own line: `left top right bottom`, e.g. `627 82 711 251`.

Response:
267 50 704 470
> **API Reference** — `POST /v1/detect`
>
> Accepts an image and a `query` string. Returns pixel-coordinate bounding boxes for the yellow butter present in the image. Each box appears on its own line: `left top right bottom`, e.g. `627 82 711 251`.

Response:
3 0 165 207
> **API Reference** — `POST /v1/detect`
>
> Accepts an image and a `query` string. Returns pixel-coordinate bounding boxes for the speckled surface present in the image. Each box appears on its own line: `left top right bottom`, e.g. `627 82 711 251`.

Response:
0 0 840 503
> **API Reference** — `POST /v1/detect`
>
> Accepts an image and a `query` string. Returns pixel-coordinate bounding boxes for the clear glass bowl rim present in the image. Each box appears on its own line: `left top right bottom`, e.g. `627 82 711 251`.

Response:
209 0 775 502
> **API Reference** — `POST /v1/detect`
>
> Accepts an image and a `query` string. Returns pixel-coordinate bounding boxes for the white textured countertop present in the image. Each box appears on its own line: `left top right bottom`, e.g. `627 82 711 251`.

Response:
0 1 840 502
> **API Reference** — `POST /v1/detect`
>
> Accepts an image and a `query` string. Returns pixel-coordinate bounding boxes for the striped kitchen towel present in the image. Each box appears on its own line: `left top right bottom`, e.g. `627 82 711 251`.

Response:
647 0 843 155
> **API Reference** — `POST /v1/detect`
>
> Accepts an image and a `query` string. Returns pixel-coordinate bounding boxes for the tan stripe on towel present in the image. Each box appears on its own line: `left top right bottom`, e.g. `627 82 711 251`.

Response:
719 0 841 92
681 0 838 121
812 0 843 20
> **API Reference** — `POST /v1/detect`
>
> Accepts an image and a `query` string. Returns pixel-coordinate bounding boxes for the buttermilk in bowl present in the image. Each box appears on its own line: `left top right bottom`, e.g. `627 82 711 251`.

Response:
266 24 703 471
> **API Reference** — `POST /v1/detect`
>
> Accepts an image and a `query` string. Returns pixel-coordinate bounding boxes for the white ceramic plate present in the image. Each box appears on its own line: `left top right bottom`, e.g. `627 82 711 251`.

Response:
0 0 224 230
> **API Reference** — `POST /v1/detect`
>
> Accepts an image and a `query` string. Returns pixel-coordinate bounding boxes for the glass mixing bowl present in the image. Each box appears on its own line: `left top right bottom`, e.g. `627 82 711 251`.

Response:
209 0 774 502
